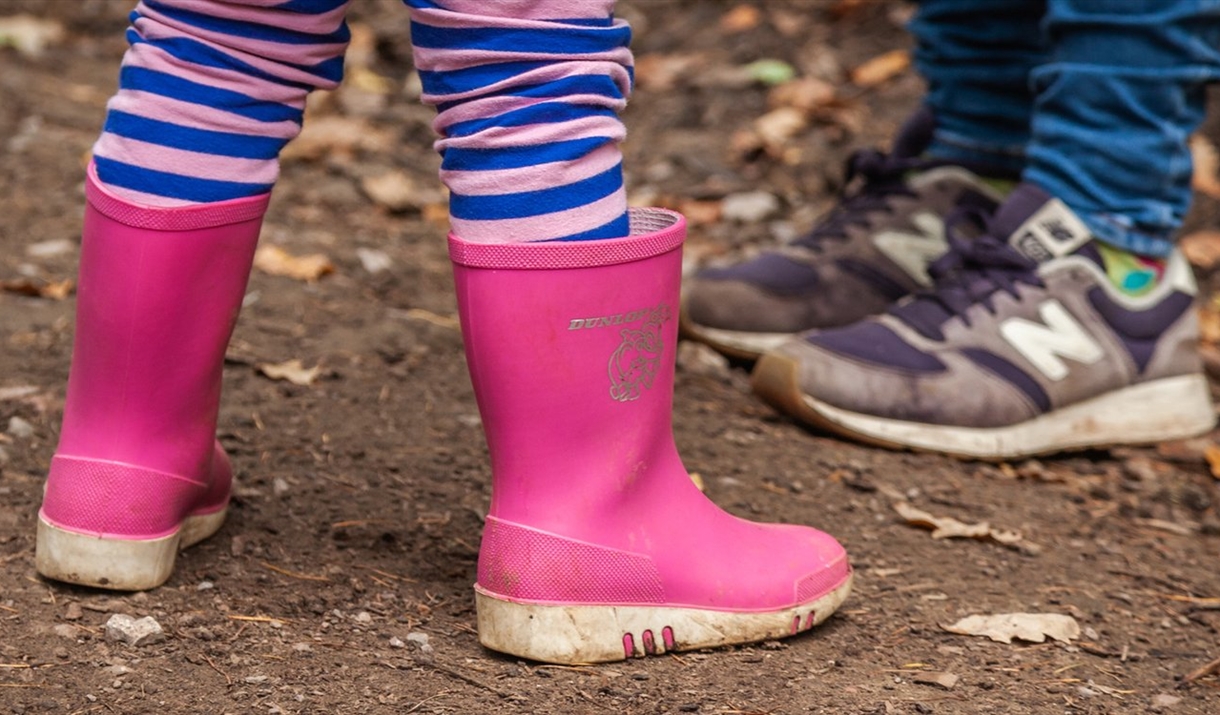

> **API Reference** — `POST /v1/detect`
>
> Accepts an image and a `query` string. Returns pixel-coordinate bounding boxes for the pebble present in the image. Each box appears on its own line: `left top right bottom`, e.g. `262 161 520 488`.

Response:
356 247 392 275
406 631 433 654
1152 693 1182 710
676 341 731 380
52 624 78 639
196 580 215 591
354 611 372 624
104 614 166 647
389 636 405 649
64 603 82 621
7 416 34 439
720 190 780 223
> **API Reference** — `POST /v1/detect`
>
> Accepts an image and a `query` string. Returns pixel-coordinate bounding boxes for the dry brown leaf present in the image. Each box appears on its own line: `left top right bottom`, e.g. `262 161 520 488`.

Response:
719 5 761 33
360 171 442 212
894 501 1041 555
1204 444 1220 480
942 613 1080 644
676 199 723 227
1 278 74 300
689 472 705 492
254 245 334 282
0 15 65 58
753 107 809 152
769 77 836 112
1180 230 1220 269
850 49 911 88
280 116 391 161
1200 304 1220 345
1191 134 1220 200
912 672 959 690
633 53 704 92
258 359 321 386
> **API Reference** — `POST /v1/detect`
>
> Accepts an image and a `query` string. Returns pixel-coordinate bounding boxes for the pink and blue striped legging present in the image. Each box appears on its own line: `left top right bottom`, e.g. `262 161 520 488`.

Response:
92 0 631 243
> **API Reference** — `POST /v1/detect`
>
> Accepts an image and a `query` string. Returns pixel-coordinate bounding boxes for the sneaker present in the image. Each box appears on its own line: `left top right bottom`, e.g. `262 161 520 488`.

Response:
751 183 1216 460
681 109 1011 359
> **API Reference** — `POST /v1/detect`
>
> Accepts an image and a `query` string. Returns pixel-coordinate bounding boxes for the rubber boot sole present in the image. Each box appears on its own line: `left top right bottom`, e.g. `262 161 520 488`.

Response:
475 569 853 664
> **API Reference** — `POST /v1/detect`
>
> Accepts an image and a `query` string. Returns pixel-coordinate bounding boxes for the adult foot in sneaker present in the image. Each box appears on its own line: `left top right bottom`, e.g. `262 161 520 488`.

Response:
752 183 1215 460
681 108 1013 360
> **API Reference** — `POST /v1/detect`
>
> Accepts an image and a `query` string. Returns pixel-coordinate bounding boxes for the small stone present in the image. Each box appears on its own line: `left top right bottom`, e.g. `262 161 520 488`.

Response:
196 580 215 591
356 247 392 275
104 614 166 647
405 631 433 654
26 238 76 258
354 611 372 624
53 647 69 660
389 636 405 649
676 341 731 380
7 416 34 439
1151 693 1182 711
272 477 290 497
64 603 82 621
52 624 78 639
244 675 269 684
720 191 780 223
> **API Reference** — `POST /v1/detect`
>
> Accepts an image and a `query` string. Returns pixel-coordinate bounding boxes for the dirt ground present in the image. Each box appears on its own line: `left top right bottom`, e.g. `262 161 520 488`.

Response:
3 1 1220 713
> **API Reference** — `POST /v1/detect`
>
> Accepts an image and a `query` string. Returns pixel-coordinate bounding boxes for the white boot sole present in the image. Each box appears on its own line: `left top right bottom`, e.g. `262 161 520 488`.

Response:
35 507 227 591
475 571 853 664
755 354 1215 460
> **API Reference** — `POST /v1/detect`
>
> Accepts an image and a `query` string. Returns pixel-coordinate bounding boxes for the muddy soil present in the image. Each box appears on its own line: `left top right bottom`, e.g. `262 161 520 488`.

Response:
2 2 1220 713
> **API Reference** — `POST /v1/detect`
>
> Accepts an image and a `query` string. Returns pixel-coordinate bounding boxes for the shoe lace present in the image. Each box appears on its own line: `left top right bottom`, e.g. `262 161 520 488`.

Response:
792 148 934 252
890 207 1044 340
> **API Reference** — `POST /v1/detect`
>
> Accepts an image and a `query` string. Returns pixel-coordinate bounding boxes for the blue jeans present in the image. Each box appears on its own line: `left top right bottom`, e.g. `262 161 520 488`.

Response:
911 0 1220 256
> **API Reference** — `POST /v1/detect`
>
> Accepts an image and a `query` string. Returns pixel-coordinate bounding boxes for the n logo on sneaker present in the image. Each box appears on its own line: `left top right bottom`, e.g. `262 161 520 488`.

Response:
999 300 1103 381
872 211 947 286
1009 198 1092 263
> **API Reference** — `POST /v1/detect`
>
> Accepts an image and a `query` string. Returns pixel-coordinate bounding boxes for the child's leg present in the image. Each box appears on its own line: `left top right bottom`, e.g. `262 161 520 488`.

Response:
909 0 1049 173
92 0 350 206
405 0 631 242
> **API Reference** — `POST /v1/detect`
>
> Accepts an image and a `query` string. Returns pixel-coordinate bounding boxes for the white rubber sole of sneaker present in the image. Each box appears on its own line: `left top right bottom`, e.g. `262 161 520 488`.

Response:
754 355 1215 460
679 314 793 361
475 571 853 665
35 507 227 591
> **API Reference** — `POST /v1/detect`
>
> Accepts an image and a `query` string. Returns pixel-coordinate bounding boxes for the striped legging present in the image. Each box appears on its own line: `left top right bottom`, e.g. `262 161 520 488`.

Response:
91 0 632 243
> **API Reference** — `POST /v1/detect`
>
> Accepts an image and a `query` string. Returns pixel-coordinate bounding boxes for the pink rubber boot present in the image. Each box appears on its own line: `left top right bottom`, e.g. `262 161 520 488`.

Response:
451 209 853 664
35 165 266 590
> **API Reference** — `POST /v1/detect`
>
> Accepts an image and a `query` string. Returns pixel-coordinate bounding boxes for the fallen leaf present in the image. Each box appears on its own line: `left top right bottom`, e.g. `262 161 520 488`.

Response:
743 59 795 86
254 245 334 282
1191 134 1220 200
769 77 836 112
1200 304 1220 345
894 501 1041 555
633 53 704 92
675 199 722 226
258 359 322 386
1205 444 1220 480
0 15 65 58
689 472 705 492
942 613 1080 644
719 4 761 33
850 49 911 88
280 116 391 161
912 671 959 690
1180 230 1220 269
753 107 809 152
1 278 74 300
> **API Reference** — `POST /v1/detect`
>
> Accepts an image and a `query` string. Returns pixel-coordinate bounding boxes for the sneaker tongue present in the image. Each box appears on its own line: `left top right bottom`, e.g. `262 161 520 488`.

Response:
992 183 1093 263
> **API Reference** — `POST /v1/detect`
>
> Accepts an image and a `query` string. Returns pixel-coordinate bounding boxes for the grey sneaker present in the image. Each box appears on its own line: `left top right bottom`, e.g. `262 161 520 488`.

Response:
682 112 1010 360
751 184 1215 460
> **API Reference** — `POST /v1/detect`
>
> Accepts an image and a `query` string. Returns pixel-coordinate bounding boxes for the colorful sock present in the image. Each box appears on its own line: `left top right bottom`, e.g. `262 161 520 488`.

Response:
406 0 631 243
1095 241 1166 296
91 0 351 207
